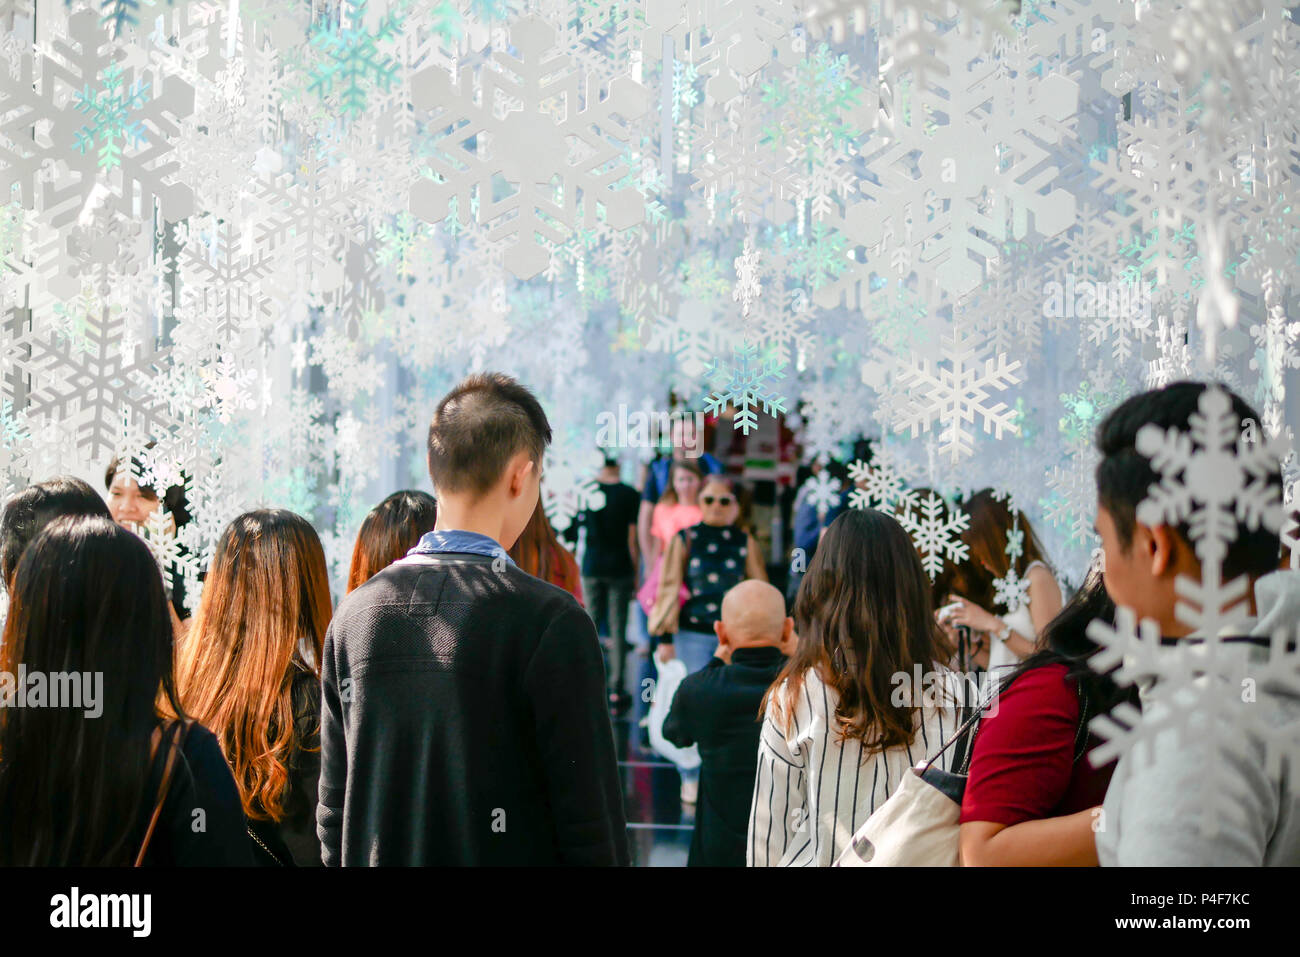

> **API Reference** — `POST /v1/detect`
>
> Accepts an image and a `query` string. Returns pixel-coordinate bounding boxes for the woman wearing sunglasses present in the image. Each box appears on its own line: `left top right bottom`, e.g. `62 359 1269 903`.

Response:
649 475 768 675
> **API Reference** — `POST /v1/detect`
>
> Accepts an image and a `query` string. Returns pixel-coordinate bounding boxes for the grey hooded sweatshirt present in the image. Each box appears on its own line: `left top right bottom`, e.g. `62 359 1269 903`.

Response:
1097 569 1300 866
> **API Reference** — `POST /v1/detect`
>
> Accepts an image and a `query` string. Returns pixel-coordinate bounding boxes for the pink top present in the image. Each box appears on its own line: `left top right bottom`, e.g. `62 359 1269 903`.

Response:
651 502 702 549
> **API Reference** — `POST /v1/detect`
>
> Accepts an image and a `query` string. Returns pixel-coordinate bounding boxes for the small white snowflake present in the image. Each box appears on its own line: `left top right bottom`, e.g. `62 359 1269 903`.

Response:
703 340 788 435
846 458 918 514
803 470 842 516
897 490 970 580
732 236 762 319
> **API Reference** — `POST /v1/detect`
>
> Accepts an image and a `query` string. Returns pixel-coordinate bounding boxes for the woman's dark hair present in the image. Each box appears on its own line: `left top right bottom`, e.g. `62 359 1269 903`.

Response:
346 490 438 592
0 514 184 865
0 477 111 588
957 488 1051 615
104 451 192 528
766 508 956 753
998 565 1140 734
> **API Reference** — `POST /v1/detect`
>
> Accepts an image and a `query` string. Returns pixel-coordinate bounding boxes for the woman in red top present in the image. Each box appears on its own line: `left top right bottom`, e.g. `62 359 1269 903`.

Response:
959 566 1139 865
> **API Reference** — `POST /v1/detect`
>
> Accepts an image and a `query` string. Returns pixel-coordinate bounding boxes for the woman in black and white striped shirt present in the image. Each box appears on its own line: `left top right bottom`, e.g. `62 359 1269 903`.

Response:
748 508 965 866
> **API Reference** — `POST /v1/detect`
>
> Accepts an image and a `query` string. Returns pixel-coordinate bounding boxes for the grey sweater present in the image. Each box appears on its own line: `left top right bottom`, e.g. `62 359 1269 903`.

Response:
1097 570 1300 866
316 552 630 865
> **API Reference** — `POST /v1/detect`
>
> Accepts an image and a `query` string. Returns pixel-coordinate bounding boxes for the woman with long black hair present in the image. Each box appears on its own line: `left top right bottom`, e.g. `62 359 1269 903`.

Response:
0 514 251 865
958 561 1139 865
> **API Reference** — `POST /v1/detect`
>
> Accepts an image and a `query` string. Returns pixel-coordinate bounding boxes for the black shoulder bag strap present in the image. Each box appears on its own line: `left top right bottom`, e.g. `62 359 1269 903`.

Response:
928 671 1091 776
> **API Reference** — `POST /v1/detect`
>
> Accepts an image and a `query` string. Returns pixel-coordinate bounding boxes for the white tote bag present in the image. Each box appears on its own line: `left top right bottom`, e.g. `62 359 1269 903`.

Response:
647 656 701 771
833 762 969 866
834 681 1089 866
833 707 981 867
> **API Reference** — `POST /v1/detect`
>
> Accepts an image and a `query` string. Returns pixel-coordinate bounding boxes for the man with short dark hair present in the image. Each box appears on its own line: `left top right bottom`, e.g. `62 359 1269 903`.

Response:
1092 380 1300 866
318 372 630 865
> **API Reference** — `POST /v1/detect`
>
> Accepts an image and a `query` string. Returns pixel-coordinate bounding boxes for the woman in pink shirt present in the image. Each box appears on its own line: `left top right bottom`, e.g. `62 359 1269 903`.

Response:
637 460 703 618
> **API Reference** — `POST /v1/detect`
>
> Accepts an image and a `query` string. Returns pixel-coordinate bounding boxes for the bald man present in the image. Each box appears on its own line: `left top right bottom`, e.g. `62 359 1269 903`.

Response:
663 580 794 866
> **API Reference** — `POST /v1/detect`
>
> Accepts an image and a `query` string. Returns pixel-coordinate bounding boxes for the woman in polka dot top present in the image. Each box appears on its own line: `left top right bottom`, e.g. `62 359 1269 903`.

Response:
649 475 768 676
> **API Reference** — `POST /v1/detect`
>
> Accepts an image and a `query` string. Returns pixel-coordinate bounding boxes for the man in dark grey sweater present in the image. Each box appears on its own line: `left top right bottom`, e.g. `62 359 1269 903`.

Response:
317 372 630 865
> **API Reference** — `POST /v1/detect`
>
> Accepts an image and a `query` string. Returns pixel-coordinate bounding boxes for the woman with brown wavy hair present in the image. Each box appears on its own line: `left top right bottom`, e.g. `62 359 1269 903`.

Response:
748 507 964 867
346 490 438 593
174 509 332 866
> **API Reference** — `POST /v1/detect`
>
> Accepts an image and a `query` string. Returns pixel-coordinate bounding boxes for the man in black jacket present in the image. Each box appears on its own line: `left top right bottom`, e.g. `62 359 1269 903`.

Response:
663 580 792 867
317 372 630 865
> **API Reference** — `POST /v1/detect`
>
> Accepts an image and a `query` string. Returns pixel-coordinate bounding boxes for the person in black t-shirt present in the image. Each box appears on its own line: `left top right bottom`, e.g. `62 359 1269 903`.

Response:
663 580 793 866
573 458 641 710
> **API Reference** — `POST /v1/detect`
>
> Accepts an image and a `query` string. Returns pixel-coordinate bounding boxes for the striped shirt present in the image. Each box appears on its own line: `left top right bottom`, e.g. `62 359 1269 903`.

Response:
747 665 963 867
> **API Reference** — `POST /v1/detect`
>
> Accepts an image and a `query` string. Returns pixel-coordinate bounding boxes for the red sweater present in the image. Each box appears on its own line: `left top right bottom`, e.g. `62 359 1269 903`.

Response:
960 663 1114 827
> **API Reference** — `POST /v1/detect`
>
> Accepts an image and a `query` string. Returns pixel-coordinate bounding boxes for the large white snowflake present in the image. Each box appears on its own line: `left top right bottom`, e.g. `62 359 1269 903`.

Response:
890 324 1023 464
802 469 842 515
1087 609 1300 840
410 15 648 279
1136 384 1284 634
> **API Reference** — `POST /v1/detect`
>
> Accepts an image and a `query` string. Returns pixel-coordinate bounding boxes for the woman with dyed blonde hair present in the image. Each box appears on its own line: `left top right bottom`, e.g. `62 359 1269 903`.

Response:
174 509 333 866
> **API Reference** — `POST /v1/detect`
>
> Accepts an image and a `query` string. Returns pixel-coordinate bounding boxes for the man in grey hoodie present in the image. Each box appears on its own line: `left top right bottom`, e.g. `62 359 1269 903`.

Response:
1091 381 1300 866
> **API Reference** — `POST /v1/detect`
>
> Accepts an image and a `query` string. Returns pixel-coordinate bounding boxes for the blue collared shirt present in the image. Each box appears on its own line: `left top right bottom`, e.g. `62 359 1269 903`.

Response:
407 529 515 566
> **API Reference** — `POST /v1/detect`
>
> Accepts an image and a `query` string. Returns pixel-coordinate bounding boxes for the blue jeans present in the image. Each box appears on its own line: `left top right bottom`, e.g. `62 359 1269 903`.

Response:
674 628 717 675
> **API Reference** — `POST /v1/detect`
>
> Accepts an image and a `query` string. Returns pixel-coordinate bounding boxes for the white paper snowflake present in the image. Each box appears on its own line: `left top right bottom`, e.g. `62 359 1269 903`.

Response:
802 469 842 515
897 489 970 580
702 340 788 435
890 324 1023 464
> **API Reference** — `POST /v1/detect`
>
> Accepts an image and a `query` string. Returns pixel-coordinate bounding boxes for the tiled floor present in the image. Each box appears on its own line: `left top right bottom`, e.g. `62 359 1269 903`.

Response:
612 646 694 867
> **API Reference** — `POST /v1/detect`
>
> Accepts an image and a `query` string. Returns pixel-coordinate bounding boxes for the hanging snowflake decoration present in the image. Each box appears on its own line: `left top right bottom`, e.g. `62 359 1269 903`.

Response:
897 489 971 580
890 324 1023 464
306 0 407 120
703 340 788 435
1136 384 1284 635
411 14 649 279
845 457 917 514
802 469 842 516
732 236 761 318
992 512 1029 613
73 63 149 171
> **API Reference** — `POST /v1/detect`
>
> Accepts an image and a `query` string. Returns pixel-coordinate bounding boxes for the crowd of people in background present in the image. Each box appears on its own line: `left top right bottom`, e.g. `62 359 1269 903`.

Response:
0 373 1296 867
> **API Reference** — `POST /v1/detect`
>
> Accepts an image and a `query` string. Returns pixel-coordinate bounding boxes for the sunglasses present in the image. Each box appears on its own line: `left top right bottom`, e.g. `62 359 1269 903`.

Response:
701 495 734 506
